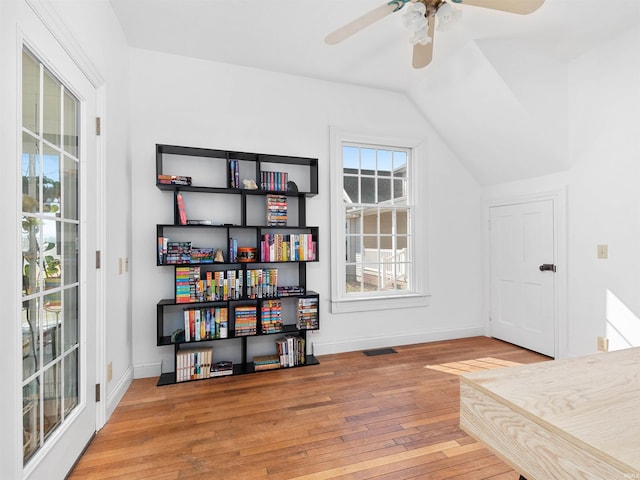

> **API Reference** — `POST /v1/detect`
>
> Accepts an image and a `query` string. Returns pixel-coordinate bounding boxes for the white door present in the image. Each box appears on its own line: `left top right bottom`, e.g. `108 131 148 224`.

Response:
20 6 98 479
489 200 556 357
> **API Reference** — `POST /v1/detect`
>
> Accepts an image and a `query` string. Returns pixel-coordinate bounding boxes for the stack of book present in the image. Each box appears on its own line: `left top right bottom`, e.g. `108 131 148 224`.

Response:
175 266 203 303
176 346 212 382
158 174 192 186
266 194 287 226
234 306 257 336
210 360 233 377
277 285 305 297
253 354 280 371
261 299 282 334
190 247 214 264
297 298 319 329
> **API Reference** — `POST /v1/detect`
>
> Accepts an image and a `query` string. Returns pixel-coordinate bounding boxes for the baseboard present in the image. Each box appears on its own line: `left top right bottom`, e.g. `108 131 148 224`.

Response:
133 361 162 379
311 326 485 356
106 366 133 421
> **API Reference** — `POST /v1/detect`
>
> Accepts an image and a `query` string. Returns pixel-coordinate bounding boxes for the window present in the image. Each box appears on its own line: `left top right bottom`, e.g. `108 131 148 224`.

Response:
330 128 429 313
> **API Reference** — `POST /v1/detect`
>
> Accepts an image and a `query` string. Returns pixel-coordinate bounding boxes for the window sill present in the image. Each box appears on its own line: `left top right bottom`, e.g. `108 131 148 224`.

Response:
330 293 430 314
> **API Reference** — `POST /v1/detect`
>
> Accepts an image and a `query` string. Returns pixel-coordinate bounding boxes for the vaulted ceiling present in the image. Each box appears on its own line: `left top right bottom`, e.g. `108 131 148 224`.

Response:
109 0 640 185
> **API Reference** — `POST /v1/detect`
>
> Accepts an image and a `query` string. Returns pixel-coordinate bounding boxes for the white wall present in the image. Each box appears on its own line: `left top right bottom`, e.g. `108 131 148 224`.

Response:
129 48 484 376
485 27 640 358
49 0 133 422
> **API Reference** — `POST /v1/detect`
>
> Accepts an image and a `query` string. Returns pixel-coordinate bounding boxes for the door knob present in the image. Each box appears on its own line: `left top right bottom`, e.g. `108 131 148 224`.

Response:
539 264 556 272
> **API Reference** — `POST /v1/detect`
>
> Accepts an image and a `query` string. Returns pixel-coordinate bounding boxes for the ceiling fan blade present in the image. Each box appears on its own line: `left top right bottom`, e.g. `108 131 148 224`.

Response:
412 13 435 69
452 0 544 15
325 2 403 45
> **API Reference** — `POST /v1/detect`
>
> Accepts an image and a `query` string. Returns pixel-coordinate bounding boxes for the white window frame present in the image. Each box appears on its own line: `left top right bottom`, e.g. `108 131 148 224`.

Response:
330 127 430 313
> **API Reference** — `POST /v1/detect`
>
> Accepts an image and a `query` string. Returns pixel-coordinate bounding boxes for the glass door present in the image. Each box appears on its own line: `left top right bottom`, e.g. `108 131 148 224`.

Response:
20 38 97 477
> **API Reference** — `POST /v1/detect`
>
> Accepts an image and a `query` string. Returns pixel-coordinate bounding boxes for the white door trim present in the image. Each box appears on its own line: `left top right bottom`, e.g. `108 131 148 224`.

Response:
483 188 568 359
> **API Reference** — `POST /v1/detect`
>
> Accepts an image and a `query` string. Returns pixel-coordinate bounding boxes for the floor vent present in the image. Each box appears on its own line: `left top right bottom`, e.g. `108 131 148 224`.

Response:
363 348 397 357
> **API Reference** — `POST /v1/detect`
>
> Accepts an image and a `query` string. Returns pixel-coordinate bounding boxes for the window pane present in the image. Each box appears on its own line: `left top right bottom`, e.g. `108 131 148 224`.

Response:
345 235 361 263
343 146 359 169
22 50 40 135
43 145 61 216
343 175 358 204
360 176 374 204
22 132 41 213
63 287 78 350
397 209 409 236
393 178 406 201
63 91 78 156
393 151 407 176
378 177 391 203
380 210 393 235
378 150 392 176
361 148 376 172
43 69 61 146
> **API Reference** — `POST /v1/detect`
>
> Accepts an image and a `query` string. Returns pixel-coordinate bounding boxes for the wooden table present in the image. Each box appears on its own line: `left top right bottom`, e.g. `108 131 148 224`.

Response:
459 348 640 480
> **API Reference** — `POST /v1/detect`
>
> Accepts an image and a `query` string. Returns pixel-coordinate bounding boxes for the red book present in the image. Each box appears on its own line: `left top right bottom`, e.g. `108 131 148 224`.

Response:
176 193 187 225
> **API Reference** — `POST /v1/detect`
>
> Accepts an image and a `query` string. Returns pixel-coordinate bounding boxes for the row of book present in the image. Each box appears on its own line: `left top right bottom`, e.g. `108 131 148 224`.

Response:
229 160 241 189
176 347 233 382
261 233 316 262
183 307 229 342
276 334 306 367
297 298 319 329
158 174 192 186
266 194 287 226
176 347 211 382
158 239 216 265
234 305 257 336
260 171 288 192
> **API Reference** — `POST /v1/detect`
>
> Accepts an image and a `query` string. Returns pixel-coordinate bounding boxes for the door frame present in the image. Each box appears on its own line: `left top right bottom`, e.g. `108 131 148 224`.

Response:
17 0 107 476
483 188 568 359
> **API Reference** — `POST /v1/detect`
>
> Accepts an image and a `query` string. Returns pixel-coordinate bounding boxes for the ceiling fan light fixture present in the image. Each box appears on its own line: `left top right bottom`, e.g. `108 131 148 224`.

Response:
402 2 431 46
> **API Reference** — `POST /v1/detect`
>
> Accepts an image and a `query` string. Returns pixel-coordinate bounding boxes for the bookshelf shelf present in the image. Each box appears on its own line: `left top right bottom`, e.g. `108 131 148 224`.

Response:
155 144 320 385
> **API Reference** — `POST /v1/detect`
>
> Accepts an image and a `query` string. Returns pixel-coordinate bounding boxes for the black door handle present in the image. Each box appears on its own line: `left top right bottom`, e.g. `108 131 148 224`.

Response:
539 264 556 272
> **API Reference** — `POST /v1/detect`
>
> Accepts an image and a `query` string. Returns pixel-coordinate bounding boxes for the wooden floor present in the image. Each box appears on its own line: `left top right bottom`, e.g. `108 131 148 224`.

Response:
69 337 549 480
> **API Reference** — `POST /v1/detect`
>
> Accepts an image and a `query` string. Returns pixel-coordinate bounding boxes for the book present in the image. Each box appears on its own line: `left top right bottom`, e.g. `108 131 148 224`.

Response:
176 193 188 225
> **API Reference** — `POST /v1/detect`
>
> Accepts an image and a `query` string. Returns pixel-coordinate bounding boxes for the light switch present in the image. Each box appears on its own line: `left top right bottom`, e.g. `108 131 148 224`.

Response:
597 244 608 259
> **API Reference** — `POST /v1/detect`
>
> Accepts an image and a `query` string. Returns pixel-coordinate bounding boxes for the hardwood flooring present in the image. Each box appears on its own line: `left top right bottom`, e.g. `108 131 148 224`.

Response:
69 337 550 479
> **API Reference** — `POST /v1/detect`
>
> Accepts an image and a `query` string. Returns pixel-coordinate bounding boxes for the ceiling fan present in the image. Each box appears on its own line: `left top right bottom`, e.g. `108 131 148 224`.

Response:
325 0 545 69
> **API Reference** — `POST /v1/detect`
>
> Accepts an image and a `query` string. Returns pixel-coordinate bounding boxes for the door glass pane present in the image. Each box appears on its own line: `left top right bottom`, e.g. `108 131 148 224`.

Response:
43 292 61 366
63 91 78 156
22 298 40 381
41 218 61 287
23 379 41 463
64 349 79 415
63 154 78 220
22 132 41 214
43 69 61 147
43 145 61 216
43 363 61 440
22 50 40 135
63 222 78 284
63 287 78 350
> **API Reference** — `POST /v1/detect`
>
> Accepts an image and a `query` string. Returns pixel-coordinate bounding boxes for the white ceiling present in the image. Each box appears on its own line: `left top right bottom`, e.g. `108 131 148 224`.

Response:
109 0 640 184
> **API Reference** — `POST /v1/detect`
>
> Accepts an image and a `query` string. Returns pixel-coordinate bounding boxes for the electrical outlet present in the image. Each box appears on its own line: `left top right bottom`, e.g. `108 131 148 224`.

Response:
107 361 113 382
597 336 609 352
597 244 608 259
